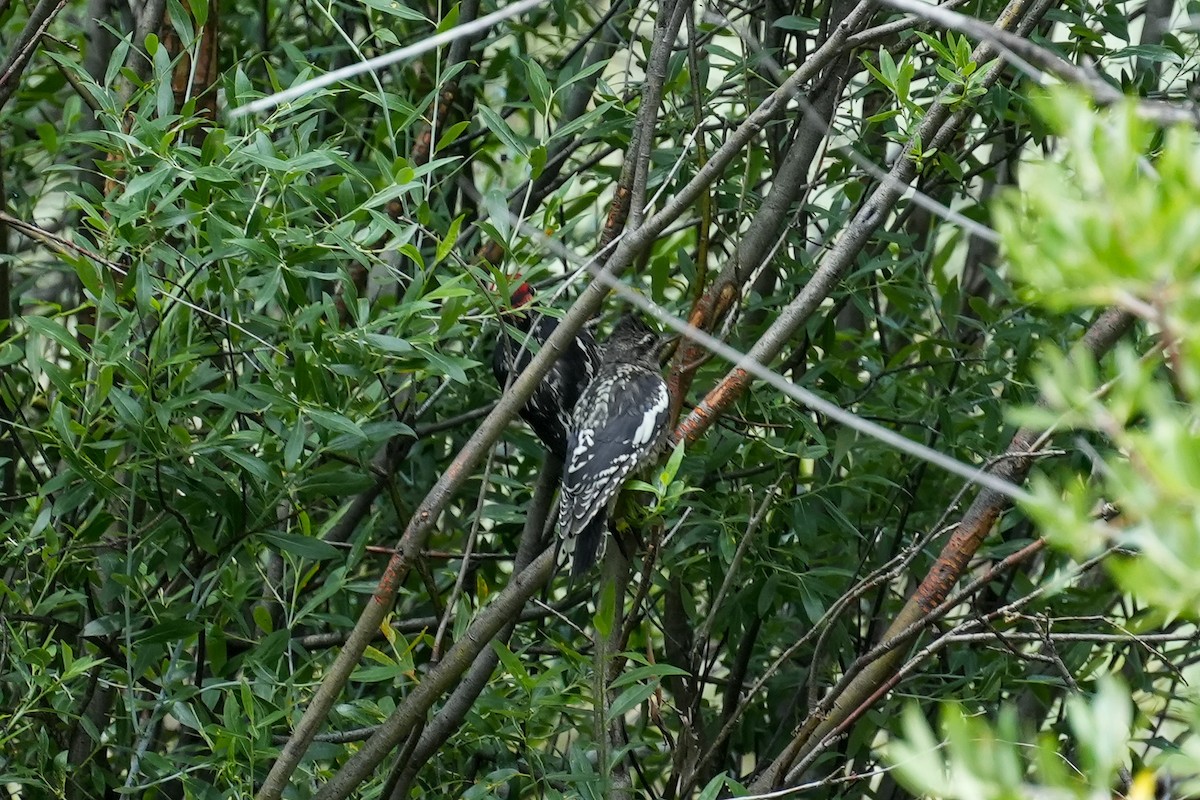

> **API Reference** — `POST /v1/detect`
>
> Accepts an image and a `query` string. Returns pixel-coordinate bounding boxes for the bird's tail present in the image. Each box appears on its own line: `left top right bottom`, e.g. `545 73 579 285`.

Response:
569 512 608 578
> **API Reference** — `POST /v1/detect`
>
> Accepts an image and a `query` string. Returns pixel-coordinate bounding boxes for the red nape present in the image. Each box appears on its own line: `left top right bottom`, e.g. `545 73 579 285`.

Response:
490 273 534 309
510 281 535 308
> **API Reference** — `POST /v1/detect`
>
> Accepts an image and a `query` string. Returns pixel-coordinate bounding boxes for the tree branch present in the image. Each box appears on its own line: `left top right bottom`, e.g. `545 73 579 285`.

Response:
752 305 1134 791
0 0 70 112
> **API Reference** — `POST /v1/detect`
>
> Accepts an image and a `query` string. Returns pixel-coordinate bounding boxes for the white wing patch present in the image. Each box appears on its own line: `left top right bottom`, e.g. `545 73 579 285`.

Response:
570 429 594 466
632 384 669 446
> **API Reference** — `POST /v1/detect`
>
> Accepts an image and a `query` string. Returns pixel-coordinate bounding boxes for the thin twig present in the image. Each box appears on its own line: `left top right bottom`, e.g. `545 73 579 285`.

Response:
232 0 550 117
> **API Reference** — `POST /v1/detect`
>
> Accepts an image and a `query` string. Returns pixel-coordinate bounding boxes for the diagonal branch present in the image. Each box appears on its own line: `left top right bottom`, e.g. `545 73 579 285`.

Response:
751 306 1135 790
256 11 879 794
233 0 551 118
379 460 559 799
628 0 690 230
312 546 558 800
0 0 70 112
672 0 1041 449
667 64 849 422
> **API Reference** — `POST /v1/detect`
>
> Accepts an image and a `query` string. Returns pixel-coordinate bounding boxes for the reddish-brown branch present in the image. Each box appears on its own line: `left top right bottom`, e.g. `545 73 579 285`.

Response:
665 38 853 424
599 185 633 253
904 313 1134 613
827 539 1048 739
257 6 888 791
675 365 747 445
753 306 1135 790
667 283 740 425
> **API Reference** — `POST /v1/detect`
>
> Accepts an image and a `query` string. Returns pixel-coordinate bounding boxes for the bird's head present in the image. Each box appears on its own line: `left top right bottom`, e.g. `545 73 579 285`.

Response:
492 273 536 315
605 313 670 366
509 279 535 309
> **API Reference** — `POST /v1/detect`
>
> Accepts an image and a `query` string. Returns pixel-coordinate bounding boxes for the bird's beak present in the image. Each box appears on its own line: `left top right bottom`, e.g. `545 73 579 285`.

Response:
657 333 681 359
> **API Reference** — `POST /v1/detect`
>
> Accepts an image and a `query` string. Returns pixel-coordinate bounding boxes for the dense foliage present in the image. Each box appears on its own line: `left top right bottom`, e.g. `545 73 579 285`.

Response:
1 0 1198 798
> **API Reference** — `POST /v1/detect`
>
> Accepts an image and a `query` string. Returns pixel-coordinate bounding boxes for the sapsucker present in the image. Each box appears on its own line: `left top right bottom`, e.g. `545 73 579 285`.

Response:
558 313 671 577
491 279 601 460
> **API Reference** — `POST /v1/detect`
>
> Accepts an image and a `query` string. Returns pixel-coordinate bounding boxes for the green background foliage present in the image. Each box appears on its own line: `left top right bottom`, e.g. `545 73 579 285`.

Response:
1 0 1198 797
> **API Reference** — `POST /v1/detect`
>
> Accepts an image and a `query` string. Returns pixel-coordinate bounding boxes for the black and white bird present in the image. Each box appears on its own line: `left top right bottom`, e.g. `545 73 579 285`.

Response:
491 279 601 460
559 313 671 577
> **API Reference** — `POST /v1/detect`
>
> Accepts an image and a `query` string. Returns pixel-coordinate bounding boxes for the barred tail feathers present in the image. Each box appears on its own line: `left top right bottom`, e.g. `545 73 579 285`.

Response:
569 512 608 577
557 461 626 577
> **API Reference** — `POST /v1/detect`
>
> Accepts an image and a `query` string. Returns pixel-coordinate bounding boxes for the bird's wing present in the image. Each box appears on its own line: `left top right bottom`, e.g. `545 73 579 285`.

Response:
558 367 670 540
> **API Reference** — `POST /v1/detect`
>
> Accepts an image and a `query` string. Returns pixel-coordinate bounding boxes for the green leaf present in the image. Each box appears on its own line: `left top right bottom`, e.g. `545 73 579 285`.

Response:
551 100 618 141
1111 44 1182 63
434 120 471 154
258 530 341 561
559 58 609 91
529 144 547 177
492 640 533 689
107 387 144 425
82 614 125 637
224 448 272 482
697 775 729 800
307 409 367 441
435 2 460 32
23 316 89 362
916 31 954 62
105 36 131 87
606 681 656 721
350 663 408 683
418 348 478 383
359 0 428 22
608 663 690 689
593 580 617 638
478 106 527 157
773 15 819 31
284 421 308 469
364 333 414 353
141 619 203 646
525 60 553 113
660 439 686 485
252 605 274 634
879 48 899 89
435 214 464 265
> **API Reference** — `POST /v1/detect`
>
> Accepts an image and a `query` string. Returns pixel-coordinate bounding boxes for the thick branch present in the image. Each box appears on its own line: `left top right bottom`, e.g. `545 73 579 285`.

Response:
256 12 879 794
312 546 558 800
381 459 558 799
753 306 1134 790
673 0 1037 447
628 0 690 230
668 67 848 420
0 0 69 112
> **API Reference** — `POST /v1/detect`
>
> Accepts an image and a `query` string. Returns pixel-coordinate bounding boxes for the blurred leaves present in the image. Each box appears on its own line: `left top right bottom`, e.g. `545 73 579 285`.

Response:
2 0 1199 798
888 94 1200 799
